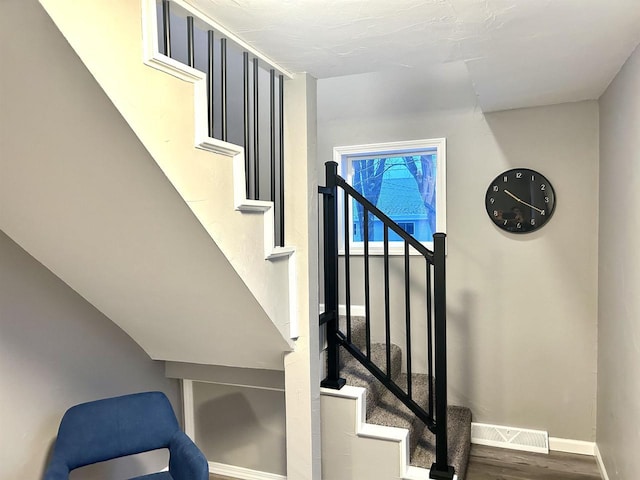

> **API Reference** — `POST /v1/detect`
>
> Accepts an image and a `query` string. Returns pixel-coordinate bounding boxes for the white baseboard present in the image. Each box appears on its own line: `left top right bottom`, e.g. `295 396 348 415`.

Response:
319 304 367 317
209 461 286 480
594 444 611 480
548 437 595 456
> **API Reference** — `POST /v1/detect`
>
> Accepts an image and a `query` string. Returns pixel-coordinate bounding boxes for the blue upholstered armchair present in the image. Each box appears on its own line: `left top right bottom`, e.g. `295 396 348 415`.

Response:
44 391 208 480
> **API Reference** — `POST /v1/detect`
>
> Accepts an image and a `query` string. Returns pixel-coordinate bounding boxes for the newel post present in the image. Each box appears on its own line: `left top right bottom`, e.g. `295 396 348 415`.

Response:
320 161 345 390
430 233 454 479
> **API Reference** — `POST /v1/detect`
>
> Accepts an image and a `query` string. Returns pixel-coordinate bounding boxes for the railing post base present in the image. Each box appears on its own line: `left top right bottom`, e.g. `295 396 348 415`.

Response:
320 377 346 390
429 464 455 480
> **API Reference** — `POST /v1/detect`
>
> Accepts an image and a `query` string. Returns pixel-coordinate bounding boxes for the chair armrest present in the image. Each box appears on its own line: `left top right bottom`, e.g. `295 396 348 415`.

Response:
43 457 69 480
168 431 208 480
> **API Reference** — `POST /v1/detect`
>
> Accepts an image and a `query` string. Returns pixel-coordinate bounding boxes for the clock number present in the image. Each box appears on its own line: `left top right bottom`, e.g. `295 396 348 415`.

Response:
503 176 508 182
503 220 508 226
541 184 546 191
493 210 498 217
516 222 522 229
530 219 536 226
531 175 535 181
490 197 495 204
545 196 549 203
541 210 546 216
493 185 499 192
516 172 522 179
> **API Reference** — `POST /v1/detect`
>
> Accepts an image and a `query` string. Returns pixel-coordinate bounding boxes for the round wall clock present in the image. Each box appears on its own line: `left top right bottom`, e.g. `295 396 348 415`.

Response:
485 168 556 233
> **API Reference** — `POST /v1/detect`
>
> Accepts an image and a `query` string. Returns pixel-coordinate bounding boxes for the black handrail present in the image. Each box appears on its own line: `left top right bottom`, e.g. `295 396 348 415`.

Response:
319 161 454 479
157 1 285 247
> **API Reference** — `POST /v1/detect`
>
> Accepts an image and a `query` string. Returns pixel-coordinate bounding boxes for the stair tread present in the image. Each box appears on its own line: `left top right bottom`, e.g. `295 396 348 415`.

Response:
367 373 431 430
341 342 402 417
410 405 472 479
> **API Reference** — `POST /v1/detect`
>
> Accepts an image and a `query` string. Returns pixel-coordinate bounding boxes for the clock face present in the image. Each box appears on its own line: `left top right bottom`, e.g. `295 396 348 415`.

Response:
485 168 556 233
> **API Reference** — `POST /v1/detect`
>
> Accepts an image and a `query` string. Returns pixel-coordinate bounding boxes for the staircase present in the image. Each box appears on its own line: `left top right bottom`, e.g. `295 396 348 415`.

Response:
319 161 472 479
321 316 471 480
0 0 304 369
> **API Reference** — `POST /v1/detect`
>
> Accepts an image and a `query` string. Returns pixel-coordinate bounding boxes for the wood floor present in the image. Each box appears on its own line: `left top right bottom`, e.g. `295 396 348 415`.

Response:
466 445 602 480
210 445 603 480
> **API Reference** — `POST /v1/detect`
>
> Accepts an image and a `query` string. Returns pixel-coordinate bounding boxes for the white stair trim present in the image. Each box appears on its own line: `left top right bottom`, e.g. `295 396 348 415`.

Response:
320 385 451 480
140 0 297 341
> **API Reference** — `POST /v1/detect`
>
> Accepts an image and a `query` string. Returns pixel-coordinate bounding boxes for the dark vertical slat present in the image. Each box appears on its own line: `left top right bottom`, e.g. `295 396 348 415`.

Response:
207 30 214 138
270 69 276 205
243 52 250 198
220 38 228 142
162 0 171 57
427 259 434 416
344 192 351 344
384 225 391 378
278 75 285 247
320 162 345 390
186 16 195 67
364 210 371 359
432 233 451 476
405 241 412 398
253 57 260 199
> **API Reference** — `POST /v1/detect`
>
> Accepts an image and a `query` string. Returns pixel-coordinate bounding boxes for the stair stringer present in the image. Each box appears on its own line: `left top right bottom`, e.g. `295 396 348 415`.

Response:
39 0 298 344
320 386 458 480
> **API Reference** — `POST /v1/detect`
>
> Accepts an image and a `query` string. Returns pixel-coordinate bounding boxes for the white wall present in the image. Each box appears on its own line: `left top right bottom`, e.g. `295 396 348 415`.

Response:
597 44 640 480
317 63 599 441
0 231 180 479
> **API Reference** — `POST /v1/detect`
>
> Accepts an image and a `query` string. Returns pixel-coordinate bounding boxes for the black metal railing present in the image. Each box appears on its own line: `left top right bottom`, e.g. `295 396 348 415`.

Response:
158 0 285 247
319 161 454 480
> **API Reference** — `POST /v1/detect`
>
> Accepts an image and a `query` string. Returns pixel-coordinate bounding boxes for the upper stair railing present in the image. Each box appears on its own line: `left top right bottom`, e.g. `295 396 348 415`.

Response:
156 0 286 246
319 161 454 480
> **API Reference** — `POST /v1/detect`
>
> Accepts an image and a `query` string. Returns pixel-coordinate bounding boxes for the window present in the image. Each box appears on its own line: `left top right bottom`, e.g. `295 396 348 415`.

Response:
334 138 446 254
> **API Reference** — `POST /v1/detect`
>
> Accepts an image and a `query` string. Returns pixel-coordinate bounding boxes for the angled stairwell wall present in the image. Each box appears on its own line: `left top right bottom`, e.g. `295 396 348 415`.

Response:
35 0 298 348
0 0 292 369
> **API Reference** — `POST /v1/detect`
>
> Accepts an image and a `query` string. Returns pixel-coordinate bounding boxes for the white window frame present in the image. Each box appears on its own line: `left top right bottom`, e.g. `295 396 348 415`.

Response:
334 138 446 255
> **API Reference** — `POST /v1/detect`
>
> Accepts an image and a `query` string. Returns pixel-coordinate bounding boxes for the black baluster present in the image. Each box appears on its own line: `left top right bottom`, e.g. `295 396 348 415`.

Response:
384 225 391 378
186 16 194 67
364 210 371 359
207 30 214 138
243 52 250 198
278 75 285 247
344 192 351 344
220 38 227 142
162 0 171 57
253 57 260 199
405 241 412 398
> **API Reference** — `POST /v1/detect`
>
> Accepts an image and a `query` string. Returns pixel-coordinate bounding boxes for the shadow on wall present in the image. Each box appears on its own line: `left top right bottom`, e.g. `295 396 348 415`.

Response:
196 389 287 475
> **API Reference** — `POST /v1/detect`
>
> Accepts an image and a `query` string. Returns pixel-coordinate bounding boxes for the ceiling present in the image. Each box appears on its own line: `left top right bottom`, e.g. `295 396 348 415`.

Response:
190 0 640 112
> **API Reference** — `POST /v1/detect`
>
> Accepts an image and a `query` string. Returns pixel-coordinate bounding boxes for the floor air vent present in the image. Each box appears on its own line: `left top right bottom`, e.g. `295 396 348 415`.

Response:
471 422 549 454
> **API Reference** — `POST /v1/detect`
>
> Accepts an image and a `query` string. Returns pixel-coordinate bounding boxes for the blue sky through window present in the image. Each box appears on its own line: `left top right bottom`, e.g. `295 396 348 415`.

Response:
350 154 437 243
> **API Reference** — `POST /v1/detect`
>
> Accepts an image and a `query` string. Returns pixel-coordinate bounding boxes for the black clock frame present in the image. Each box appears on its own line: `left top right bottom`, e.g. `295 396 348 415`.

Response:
485 168 556 233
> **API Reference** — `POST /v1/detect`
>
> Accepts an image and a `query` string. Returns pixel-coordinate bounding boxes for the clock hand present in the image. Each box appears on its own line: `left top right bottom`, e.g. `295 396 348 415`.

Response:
503 189 545 214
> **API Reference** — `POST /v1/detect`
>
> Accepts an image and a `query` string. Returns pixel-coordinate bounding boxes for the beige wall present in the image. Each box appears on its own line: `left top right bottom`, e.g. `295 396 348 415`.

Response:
0 232 180 479
317 63 599 441
193 382 287 475
597 45 640 480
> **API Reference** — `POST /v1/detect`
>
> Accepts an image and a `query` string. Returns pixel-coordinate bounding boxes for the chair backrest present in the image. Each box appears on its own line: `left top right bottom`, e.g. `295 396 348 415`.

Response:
51 391 180 471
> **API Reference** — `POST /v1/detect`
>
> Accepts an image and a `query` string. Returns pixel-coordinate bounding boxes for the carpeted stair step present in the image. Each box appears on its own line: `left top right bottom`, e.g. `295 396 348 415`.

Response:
367 372 431 455
339 315 367 350
410 405 472 480
340 342 402 418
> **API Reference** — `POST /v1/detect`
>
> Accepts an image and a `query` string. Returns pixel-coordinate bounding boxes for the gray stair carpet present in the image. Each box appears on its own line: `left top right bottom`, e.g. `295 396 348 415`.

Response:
338 316 472 480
